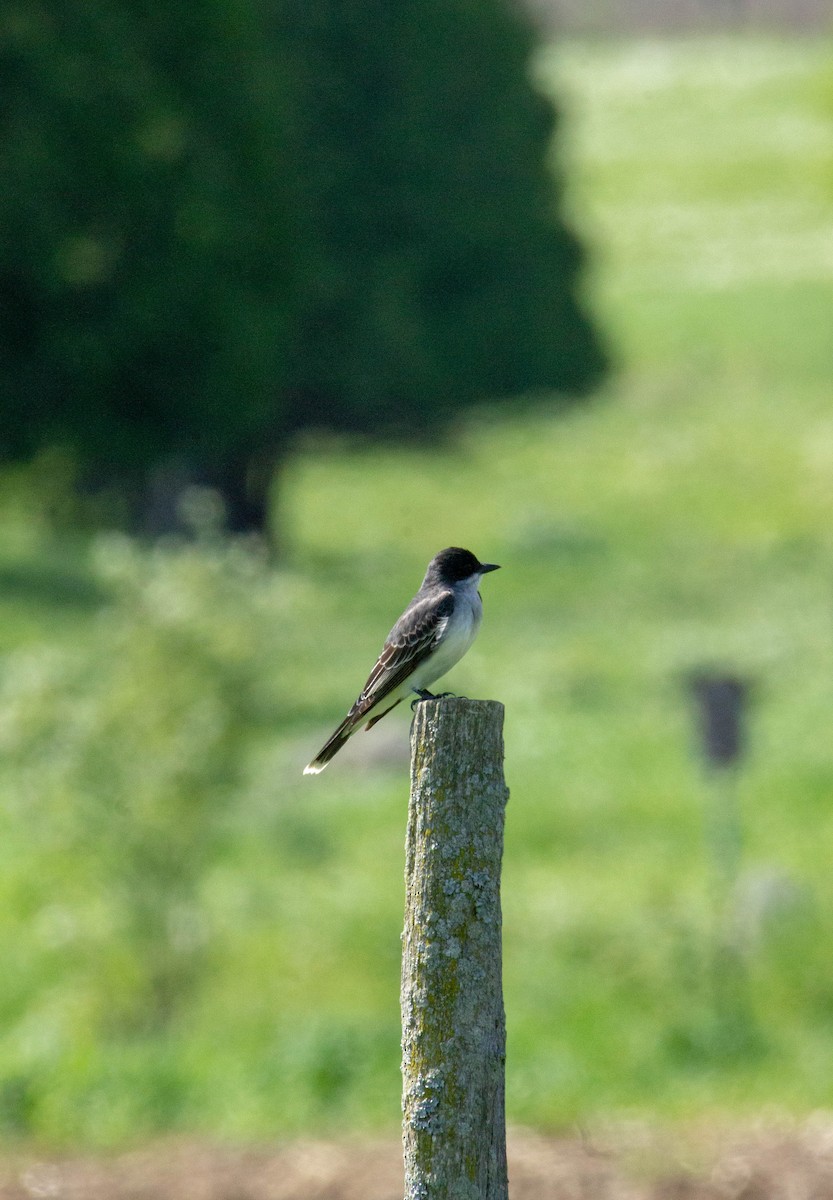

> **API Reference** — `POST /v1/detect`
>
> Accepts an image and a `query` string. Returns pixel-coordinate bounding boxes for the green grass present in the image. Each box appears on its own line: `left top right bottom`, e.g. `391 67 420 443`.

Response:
1 36 832 1143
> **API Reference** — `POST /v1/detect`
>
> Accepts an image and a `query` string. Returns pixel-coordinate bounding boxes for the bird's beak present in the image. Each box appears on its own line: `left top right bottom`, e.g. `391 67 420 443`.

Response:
480 563 501 573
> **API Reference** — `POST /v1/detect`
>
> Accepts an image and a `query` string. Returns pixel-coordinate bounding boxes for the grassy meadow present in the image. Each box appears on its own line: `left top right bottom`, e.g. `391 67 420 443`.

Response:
1 36 832 1143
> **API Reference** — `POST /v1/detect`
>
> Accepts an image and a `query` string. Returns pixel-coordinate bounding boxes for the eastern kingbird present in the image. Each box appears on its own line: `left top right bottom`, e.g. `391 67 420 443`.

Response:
303 547 500 774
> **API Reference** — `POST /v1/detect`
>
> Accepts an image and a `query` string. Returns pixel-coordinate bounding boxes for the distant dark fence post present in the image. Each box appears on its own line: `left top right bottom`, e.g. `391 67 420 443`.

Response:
689 672 749 883
401 698 509 1200
688 671 756 1050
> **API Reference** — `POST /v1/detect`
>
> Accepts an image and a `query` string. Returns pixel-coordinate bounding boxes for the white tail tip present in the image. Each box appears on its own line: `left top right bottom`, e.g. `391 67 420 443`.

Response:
303 762 325 775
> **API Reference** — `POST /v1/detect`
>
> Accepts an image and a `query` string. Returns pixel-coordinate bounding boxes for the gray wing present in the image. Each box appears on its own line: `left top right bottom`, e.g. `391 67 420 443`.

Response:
347 590 455 721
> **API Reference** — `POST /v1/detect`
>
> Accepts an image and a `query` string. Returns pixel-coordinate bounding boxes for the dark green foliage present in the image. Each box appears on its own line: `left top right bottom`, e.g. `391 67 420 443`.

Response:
281 0 606 434
0 0 605 530
0 0 296 496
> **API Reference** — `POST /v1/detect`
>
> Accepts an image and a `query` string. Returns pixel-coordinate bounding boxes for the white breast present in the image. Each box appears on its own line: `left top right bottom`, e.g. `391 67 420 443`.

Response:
409 577 483 693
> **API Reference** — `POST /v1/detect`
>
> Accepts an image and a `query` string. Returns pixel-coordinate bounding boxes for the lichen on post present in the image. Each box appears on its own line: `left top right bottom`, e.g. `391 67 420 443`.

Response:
401 697 509 1200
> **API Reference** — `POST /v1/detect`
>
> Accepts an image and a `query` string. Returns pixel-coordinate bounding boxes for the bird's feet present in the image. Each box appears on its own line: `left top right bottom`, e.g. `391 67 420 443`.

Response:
410 688 457 711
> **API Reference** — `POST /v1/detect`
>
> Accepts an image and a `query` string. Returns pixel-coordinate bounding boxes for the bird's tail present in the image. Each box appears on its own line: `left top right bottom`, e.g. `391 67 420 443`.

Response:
303 697 402 775
303 715 355 775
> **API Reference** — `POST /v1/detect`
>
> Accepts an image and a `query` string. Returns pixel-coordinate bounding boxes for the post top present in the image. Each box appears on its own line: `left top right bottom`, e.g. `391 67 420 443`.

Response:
412 696 504 714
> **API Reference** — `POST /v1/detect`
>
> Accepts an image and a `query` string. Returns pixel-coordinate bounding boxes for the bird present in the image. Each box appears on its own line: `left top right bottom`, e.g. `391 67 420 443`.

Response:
303 547 500 774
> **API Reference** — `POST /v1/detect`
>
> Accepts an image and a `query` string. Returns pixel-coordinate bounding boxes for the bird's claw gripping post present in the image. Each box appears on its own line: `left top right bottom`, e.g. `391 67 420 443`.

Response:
410 689 457 711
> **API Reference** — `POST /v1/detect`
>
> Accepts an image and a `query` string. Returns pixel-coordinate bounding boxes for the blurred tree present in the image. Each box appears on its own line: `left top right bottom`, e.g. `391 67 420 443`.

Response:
280 0 607 434
0 0 606 541
0 0 297 533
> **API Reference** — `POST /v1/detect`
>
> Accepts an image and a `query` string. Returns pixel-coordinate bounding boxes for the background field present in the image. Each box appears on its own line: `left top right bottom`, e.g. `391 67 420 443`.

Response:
0 36 831 1144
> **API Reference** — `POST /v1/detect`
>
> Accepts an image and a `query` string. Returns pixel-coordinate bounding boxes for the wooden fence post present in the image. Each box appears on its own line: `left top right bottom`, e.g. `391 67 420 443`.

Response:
401 698 509 1200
